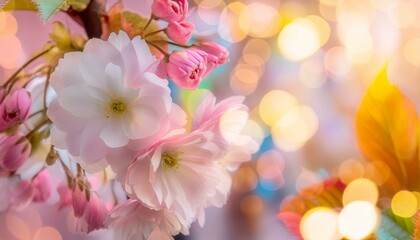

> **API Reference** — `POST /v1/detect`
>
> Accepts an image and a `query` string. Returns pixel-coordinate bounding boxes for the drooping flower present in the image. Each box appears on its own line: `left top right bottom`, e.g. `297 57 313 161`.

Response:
0 88 32 131
152 0 188 22
105 200 185 240
0 134 31 172
166 49 208 90
125 131 224 223
48 31 172 169
166 21 195 44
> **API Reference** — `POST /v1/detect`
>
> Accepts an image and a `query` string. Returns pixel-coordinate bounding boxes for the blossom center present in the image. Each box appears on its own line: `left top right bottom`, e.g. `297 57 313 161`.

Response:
106 99 127 118
161 151 182 168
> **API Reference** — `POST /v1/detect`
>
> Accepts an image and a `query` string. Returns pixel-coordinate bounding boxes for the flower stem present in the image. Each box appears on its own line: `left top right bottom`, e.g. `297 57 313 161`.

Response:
146 40 169 58
23 118 52 140
3 46 54 90
156 40 194 49
142 14 153 33
43 67 53 112
144 28 166 38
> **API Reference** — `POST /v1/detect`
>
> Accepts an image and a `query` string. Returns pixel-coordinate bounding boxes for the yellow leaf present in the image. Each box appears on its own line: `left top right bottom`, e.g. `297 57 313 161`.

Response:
50 21 72 50
1 0 37 10
355 67 419 195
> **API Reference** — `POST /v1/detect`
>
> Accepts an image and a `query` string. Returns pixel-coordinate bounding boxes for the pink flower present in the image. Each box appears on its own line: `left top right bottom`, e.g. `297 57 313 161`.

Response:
105 200 185 240
152 0 188 22
107 103 187 178
0 134 31 172
166 21 195 44
125 131 224 223
166 49 208 90
192 92 258 169
0 88 31 131
48 31 172 170
197 42 229 65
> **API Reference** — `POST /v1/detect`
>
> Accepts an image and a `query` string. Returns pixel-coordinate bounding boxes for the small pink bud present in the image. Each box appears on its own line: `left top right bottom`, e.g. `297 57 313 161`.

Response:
0 134 31 171
166 49 208 90
198 42 229 65
72 185 87 218
0 89 32 130
57 184 72 210
152 0 188 22
166 21 195 44
32 169 52 202
83 193 108 233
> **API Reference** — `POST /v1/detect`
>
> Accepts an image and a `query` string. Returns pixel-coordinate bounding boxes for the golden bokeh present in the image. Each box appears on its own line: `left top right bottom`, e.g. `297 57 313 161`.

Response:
259 90 298 127
338 201 380 239
277 18 321 61
271 105 318 151
391 190 418 218
300 207 341 240
342 178 379 206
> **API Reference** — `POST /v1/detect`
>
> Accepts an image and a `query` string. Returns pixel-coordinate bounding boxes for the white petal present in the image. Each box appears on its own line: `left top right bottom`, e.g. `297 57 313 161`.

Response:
100 119 129 148
104 63 125 95
57 86 105 118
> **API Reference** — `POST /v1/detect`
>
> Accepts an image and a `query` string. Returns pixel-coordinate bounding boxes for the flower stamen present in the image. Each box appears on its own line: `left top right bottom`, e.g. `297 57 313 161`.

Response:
161 151 182 169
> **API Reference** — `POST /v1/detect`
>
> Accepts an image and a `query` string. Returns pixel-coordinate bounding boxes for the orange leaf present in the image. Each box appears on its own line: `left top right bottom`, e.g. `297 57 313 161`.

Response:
279 178 345 216
355 67 419 195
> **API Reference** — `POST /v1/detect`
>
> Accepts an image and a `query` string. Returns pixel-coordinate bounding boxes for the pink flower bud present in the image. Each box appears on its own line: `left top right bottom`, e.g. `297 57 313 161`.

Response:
0 89 32 130
72 185 87 218
0 134 31 171
166 49 208 89
57 184 72 210
198 42 229 65
166 21 195 44
32 169 52 202
152 0 188 22
83 193 108 233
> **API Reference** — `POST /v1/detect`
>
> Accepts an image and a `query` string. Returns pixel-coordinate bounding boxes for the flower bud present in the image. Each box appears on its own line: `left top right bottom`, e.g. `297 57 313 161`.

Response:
166 49 208 90
152 0 188 22
198 42 229 65
166 21 195 44
83 193 108 233
32 169 52 202
72 184 87 218
0 134 31 172
0 89 32 130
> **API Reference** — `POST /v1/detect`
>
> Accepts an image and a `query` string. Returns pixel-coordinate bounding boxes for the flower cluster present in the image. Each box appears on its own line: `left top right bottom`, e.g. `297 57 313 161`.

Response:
0 0 255 239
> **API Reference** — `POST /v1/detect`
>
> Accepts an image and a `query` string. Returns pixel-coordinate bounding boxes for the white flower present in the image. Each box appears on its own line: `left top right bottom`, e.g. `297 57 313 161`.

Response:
48 31 172 168
105 200 185 240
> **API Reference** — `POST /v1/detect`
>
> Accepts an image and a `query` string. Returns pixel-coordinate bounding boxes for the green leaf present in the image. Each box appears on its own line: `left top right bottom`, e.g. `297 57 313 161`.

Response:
35 0 65 22
1 0 37 10
383 209 415 236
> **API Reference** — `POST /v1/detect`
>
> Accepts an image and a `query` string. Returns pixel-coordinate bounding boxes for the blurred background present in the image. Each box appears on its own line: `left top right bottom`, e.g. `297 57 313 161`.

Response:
1 0 420 239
